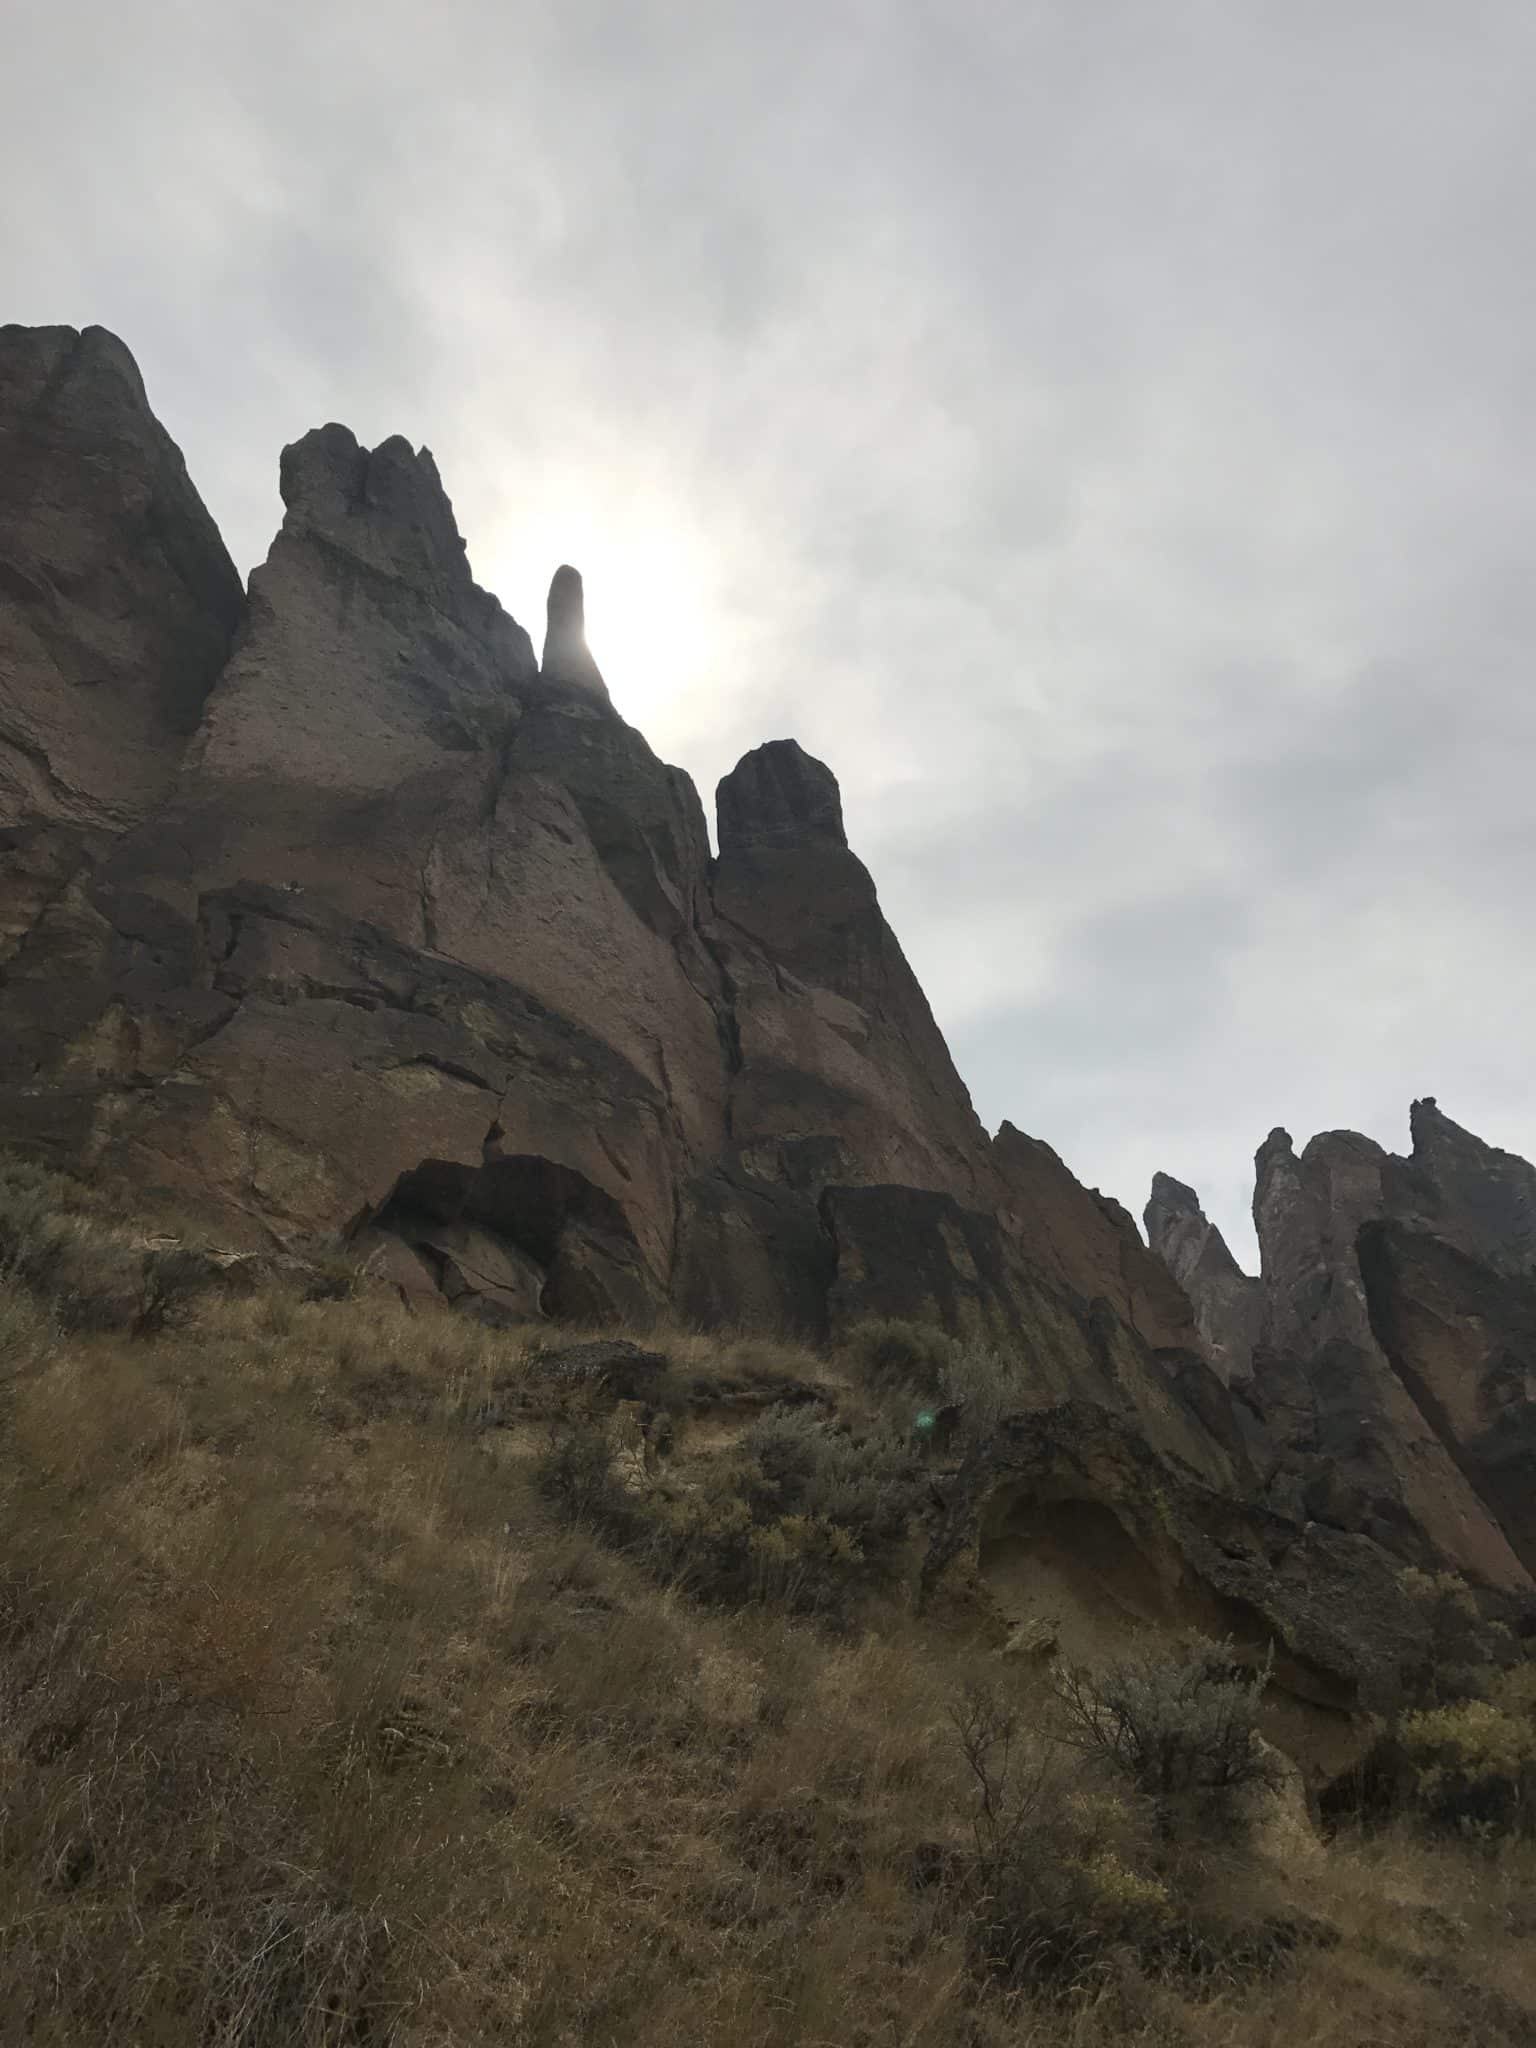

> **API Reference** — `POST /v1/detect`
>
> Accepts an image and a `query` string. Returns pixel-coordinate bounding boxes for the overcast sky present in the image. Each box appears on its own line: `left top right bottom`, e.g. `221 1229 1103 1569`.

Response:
7 0 1536 1262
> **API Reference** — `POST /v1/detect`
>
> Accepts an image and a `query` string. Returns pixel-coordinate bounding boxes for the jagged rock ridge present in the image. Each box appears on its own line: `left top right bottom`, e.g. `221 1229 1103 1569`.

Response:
4 324 1534 1762
1147 1099 1536 1597
0 325 1214 1433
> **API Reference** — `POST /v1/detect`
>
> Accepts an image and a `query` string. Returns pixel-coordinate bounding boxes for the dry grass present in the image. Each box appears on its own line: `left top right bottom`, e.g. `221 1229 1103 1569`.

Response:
0 1173 1531 2045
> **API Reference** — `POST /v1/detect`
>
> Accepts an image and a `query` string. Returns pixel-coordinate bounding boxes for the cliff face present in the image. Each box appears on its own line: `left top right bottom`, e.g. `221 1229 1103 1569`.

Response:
1148 1101 1536 1595
6 322 1533 1644
0 323 1244 1492
0 325 244 840
0 324 244 981
1144 1172 1265 1384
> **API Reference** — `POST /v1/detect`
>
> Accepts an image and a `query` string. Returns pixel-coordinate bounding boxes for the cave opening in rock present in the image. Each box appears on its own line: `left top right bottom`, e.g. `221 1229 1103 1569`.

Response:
368 1152 653 1326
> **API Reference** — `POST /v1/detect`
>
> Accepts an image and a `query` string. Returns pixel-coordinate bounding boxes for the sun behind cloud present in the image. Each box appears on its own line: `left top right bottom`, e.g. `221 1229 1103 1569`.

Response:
480 480 726 760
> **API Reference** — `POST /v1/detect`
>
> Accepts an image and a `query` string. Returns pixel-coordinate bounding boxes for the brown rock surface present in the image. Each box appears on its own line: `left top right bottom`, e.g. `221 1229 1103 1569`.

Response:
1148 1106 1536 1596
1407 1095 1536 1276
0 325 244 996
0 324 243 838
822 1183 1244 1491
13 320 1536 1659
995 1124 1200 1355
709 739 993 1202
1359 1218 1536 1578
1145 1170 1265 1382
0 400 730 1311
0 325 1262 1505
921 1401 1441 1781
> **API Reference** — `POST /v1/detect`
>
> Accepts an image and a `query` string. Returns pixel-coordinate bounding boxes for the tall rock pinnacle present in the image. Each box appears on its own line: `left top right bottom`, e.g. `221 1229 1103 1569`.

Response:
716 738 847 854
540 564 609 701
1144 1171 1263 1382
0 322 243 834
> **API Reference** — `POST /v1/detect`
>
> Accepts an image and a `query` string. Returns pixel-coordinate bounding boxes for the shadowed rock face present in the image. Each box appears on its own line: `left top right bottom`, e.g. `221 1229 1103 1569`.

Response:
1147 1103 1536 1596
711 738 995 1203
540 564 609 700
716 736 845 853
920 1401 1443 1783
0 325 245 979
0 325 244 837
1358 1219 1536 1579
1145 1171 1265 1382
1408 1096 1536 1276
0 324 1249 1497
996 1128 1200 1357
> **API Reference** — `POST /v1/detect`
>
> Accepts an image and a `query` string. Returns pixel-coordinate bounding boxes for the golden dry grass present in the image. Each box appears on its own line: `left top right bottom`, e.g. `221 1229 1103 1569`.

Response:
0 1180 1531 2045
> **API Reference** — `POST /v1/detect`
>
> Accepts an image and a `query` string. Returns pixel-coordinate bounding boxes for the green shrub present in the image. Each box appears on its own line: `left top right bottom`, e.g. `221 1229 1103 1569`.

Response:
0 1154 160 1333
0 1284 54 1375
948 1680 1169 1996
646 1486 867 1615
1399 1664 1536 1835
843 1320 1036 1459
937 1341 1032 1453
533 1417 626 1526
297 1245 371 1303
740 1406 915 1552
1050 1637 1279 1837
537 1404 924 1622
0 1154 89 1296
840 1317 956 1396
1398 1567 1513 1707
653 1408 919 1620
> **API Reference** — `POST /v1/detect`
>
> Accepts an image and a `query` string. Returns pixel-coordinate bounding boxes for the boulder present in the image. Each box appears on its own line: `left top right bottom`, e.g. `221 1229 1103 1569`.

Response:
527 1337 669 1400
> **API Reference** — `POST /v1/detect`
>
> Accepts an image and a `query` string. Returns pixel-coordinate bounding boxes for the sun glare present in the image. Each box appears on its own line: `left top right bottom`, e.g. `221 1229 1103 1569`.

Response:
483 494 724 755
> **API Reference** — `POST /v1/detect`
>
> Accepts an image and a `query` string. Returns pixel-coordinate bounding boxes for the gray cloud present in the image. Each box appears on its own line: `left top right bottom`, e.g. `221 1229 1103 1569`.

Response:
6 0 1535 1264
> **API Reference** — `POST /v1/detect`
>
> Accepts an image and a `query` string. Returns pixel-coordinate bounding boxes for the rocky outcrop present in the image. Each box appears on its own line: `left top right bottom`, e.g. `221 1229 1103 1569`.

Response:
1148 1105 1536 1598
540 564 609 701
997 1129 1200 1356
0 325 1237 1474
709 739 995 1203
1358 1219 1536 1579
12 322 1533 1634
0 325 244 982
1145 1171 1265 1382
0 324 243 839
0 397 730 1316
823 1182 1244 1490
1407 1096 1536 1276
920 1401 1441 1780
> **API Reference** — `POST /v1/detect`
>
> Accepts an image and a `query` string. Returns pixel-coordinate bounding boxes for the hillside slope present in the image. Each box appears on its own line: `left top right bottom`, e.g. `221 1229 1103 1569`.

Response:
1 1167 1534 2046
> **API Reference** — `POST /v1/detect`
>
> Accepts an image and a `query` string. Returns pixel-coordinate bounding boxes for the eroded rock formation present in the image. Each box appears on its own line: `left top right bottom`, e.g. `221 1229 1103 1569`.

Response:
0 324 244 983
1148 1102 1536 1598
920 1402 1445 1780
0 326 1227 1477
1145 1171 1265 1383
5 322 1534 1688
